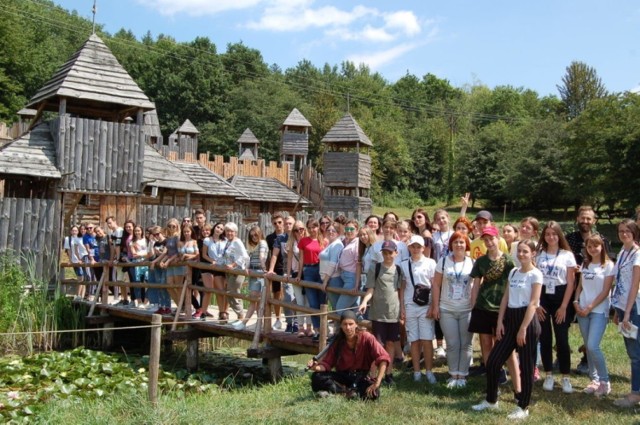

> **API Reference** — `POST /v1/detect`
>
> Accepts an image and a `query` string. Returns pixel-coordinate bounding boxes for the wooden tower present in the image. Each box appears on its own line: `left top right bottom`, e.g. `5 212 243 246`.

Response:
321 113 372 217
280 108 311 182
165 119 199 160
237 128 259 160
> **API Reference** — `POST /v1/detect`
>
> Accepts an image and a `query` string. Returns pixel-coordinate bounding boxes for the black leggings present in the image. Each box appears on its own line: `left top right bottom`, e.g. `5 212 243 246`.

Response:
486 307 540 409
540 286 574 375
311 371 379 400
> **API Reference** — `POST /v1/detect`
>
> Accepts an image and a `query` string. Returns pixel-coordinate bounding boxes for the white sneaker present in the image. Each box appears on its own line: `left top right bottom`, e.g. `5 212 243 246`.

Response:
472 400 498 411
542 375 555 391
273 319 283 330
507 407 529 420
446 377 458 388
435 346 446 359
562 377 573 393
413 371 422 382
425 371 437 384
232 321 246 330
457 378 467 388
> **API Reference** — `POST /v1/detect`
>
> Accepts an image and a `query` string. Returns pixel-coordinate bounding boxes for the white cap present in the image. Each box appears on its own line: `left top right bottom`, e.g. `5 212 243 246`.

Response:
408 235 425 247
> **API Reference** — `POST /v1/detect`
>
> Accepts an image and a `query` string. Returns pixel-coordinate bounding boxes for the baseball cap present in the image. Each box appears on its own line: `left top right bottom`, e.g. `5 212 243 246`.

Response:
481 226 499 238
408 235 425 247
475 210 493 221
380 240 398 252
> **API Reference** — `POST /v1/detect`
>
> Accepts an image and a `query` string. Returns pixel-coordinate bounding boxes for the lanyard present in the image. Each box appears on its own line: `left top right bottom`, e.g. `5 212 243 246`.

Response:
542 250 559 277
451 255 467 283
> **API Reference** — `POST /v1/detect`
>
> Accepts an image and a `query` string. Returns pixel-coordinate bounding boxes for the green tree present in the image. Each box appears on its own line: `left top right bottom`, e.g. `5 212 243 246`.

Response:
557 61 607 119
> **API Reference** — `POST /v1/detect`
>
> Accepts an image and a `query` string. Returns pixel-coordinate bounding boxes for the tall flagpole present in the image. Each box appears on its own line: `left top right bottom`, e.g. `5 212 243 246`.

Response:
92 0 97 34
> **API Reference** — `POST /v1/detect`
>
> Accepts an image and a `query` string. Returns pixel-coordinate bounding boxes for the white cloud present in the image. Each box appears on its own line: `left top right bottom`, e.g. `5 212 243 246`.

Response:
135 0 263 16
383 11 421 36
631 85 640 94
347 42 421 70
246 2 376 31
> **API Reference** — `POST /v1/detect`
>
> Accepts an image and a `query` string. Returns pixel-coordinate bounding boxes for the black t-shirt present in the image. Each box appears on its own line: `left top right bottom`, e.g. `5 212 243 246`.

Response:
266 232 284 274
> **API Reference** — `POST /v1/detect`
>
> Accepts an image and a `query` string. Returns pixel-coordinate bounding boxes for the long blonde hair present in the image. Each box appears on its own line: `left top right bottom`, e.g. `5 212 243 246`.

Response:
287 220 306 253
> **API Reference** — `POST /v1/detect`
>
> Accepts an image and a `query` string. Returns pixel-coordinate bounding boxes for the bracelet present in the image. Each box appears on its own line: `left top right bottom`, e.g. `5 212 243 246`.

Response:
572 300 579 304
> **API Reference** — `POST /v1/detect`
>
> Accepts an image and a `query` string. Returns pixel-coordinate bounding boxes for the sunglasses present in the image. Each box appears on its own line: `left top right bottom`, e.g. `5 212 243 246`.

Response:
293 228 305 232
168 225 177 228
273 221 283 225
345 227 355 232
152 233 161 236
320 221 330 225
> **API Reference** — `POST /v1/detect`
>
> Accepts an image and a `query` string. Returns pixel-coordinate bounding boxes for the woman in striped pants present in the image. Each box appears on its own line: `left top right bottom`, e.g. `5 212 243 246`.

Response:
472 239 542 420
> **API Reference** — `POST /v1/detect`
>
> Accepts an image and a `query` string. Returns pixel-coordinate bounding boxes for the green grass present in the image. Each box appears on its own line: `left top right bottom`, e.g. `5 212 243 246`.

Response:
31 324 640 424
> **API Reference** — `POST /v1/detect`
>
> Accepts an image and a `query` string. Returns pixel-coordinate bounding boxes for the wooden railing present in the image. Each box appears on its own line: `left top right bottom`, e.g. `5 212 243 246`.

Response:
60 261 366 352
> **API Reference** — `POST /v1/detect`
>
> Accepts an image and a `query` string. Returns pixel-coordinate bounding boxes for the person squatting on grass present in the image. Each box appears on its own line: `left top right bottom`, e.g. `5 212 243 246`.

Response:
308 310 390 400
472 239 542 420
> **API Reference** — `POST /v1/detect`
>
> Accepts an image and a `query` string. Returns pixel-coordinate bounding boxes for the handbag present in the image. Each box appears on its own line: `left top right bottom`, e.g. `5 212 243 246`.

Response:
408 259 430 306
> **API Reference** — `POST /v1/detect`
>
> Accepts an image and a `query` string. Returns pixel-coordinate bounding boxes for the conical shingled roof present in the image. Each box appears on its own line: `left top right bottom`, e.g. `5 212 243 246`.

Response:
237 128 260 145
281 108 311 128
321 113 372 147
26 34 155 117
177 119 199 134
239 148 256 161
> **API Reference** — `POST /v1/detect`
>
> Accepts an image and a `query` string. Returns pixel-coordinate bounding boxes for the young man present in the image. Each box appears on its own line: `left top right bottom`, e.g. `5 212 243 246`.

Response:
266 213 287 330
469 211 509 260
359 240 402 385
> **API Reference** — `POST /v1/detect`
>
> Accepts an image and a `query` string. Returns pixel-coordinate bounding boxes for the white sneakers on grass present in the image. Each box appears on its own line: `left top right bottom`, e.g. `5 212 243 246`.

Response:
542 375 555 391
507 407 529 420
542 375 573 393
472 400 498 411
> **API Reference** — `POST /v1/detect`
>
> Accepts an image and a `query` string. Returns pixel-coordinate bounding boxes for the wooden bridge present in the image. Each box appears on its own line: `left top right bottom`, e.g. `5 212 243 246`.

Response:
61 261 364 380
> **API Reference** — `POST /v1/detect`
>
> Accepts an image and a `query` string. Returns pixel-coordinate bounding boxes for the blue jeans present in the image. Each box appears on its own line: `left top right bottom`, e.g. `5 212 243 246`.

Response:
303 264 325 329
148 267 171 308
327 275 344 311
337 271 358 313
577 312 609 382
616 305 640 393
283 283 295 325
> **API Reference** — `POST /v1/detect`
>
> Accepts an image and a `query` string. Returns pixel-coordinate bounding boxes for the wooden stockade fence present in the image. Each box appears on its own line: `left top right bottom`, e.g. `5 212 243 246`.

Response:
60 261 366 378
52 116 145 193
0 197 61 281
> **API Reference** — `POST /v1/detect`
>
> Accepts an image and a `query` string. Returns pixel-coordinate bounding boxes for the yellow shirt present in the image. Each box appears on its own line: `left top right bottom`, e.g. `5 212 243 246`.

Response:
470 237 509 260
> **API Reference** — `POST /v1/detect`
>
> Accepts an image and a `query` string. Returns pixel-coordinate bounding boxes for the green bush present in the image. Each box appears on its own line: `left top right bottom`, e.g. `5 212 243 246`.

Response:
374 189 433 209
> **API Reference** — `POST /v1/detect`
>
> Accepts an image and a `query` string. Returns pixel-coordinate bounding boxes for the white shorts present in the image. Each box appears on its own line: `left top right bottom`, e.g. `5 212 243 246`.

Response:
405 313 434 342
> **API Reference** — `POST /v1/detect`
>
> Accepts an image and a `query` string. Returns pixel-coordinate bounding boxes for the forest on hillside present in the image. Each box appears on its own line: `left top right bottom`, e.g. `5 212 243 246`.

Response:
1 0 639 212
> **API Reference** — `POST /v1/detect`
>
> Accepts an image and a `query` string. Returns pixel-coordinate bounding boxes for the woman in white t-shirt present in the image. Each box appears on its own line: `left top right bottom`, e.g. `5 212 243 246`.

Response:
432 209 454 262
535 221 577 393
611 219 640 407
574 234 614 397
64 225 85 279
430 231 474 388
472 239 542 420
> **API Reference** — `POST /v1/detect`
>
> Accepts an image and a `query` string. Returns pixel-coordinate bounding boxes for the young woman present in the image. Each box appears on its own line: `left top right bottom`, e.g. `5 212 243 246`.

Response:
159 218 182 308
320 222 345 312
232 225 268 330
195 224 214 319
469 226 520 393
285 220 310 336
502 224 519 247
536 221 577 393
611 219 640 407
203 222 227 322
396 220 412 244
512 217 539 267
336 220 360 312
117 220 135 305
574 234 614 397
433 209 454 261
472 239 542 420
129 225 150 308
365 215 383 240
373 219 409 265
430 231 474 388
319 215 333 244
220 222 248 324
401 235 438 384
178 224 199 316
64 225 85 282
411 208 433 258
308 310 390 400
297 218 326 339
453 217 474 240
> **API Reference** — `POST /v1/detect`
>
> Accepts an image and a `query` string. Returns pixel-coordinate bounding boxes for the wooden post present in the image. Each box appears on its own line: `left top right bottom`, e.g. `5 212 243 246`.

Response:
88 266 108 317
251 279 269 350
267 356 282 383
148 314 161 407
186 333 199 372
172 264 191 331
318 304 328 352
101 309 113 350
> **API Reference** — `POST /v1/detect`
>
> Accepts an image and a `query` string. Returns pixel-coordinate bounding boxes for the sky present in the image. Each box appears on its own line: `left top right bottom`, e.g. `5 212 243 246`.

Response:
51 0 640 97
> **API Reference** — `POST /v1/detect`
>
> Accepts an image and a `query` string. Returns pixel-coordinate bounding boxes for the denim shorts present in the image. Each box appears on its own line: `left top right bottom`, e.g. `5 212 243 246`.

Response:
248 277 265 292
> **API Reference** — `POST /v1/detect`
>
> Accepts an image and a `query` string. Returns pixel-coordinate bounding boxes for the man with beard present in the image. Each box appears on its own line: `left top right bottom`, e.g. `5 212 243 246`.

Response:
565 206 612 375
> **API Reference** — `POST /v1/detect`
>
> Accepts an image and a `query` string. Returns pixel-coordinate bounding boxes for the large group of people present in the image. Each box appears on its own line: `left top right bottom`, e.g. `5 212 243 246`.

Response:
64 203 640 415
